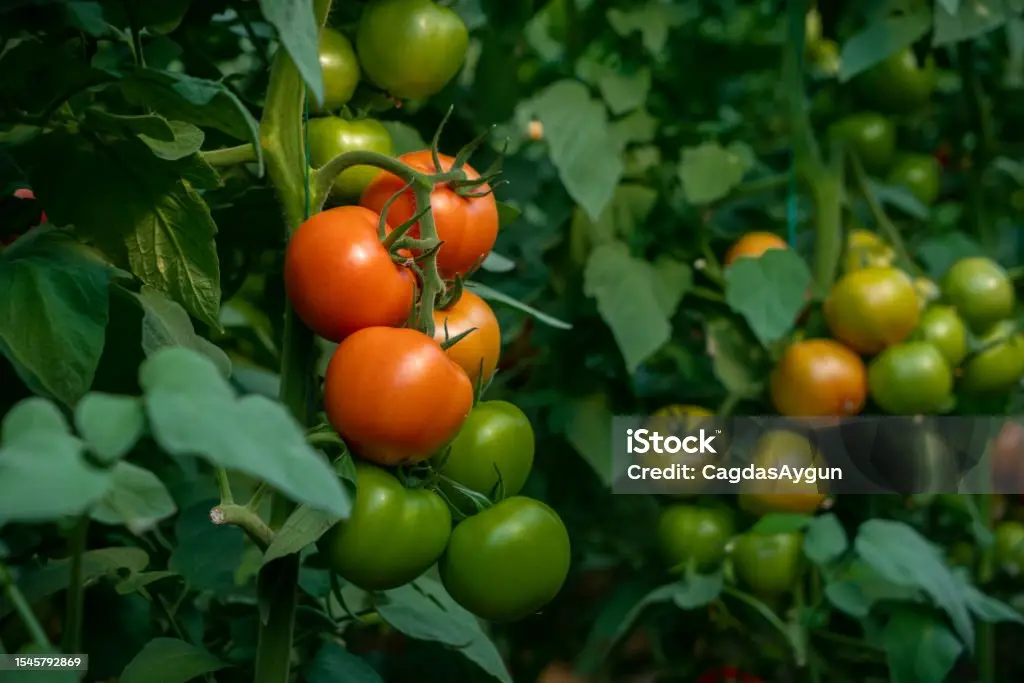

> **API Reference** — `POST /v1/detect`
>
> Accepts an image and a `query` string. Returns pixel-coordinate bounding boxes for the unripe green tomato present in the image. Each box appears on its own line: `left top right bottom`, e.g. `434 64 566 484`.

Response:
306 117 394 200
959 321 1024 395
730 531 804 597
942 257 1016 336
657 505 734 572
868 341 953 414
828 113 896 174
440 497 571 622
886 154 941 206
995 521 1024 576
913 306 968 367
356 0 469 100
855 48 936 114
312 27 361 113
434 400 535 501
318 462 451 591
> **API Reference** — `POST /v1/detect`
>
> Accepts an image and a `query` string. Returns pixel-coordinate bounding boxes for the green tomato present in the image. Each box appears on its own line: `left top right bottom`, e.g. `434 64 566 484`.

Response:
828 112 896 173
855 48 936 114
657 505 734 573
913 306 968 367
312 27 361 114
995 521 1024 576
730 531 804 597
356 0 469 100
886 154 941 206
868 341 953 414
318 462 451 591
942 257 1016 335
959 320 1024 395
440 497 571 622
306 117 394 199
435 400 535 501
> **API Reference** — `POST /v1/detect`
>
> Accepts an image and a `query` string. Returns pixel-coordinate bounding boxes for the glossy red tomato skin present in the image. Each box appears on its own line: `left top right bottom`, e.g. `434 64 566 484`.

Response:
360 151 498 278
3 189 47 246
323 327 474 466
432 290 501 387
284 206 414 342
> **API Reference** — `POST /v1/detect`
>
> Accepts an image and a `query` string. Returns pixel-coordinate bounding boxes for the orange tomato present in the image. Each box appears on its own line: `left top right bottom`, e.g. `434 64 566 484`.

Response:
536 662 586 683
285 206 414 342
770 339 868 417
823 267 919 355
360 150 499 278
324 327 474 466
432 290 501 388
724 232 788 266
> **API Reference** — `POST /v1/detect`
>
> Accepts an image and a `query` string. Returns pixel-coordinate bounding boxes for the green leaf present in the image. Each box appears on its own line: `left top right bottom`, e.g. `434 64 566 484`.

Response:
576 579 676 674
724 249 812 346
606 4 696 56
29 130 223 332
82 110 177 141
168 500 245 594
373 579 512 683
678 142 746 205
257 0 324 108
651 257 692 318
804 513 849 566
519 80 622 221
869 179 930 220
480 251 516 273
825 580 873 618
576 60 652 116
379 121 427 155
139 121 206 161
306 642 383 683
262 504 342 565
0 38 113 116
704 317 765 397
0 398 110 524
496 202 522 229
0 547 149 619
916 232 985 280
134 286 231 378
961 583 1024 625
119 67 263 174
854 519 975 648
560 394 614 486
839 11 932 82
671 571 723 610
120 638 227 683
90 461 178 535
583 241 672 372
74 393 146 465
611 108 660 147
140 348 350 517
883 609 964 683
464 281 572 330
0 228 113 405
933 0 1008 45
749 513 813 534
116 570 179 595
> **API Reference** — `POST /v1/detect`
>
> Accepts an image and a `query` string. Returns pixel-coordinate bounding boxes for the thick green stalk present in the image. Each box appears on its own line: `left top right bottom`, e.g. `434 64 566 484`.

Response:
62 517 88 654
253 1 333 682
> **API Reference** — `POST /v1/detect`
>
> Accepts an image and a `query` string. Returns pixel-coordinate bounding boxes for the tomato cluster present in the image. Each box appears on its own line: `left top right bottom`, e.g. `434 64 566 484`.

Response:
287 135 568 619
305 1 470 201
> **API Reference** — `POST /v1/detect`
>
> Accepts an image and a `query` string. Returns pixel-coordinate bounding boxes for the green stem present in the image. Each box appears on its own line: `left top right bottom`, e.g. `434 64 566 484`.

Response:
216 468 234 505
958 41 998 251
809 162 843 293
0 563 50 649
211 504 274 550
848 153 922 277
246 483 271 512
253 1 333 682
201 144 258 167
62 517 88 654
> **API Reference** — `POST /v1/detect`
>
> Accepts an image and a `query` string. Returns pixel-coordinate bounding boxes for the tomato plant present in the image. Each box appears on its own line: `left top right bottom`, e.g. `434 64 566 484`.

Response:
868 341 954 414
854 47 936 114
959 321 1024 395
824 266 920 355
306 116 394 199
657 504 734 572
435 399 535 499
319 461 451 590
313 27 362 113
738 431 827 515
769 339 867 417
361 151 499 277
723 231 788 266
942 256 1016 335
914 305 968 367
440 497 571 622
828 112 896 173
887 153 942 206
324 327 474 465
730 531 804 598
284 206 414 341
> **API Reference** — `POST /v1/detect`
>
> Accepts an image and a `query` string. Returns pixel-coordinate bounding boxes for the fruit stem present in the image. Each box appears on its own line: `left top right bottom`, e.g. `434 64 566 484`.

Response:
411 183 446 338
0 562 52 649
200 144 259 167
847 153 923 277
312 150 463 212
255 0 333 681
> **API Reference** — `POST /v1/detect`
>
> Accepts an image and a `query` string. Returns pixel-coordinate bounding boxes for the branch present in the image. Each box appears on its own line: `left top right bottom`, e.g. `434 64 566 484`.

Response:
210 504 275 550
201 144 258 167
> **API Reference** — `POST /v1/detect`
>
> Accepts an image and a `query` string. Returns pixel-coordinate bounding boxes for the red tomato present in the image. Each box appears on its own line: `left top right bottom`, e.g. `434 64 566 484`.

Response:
3 188 47 246
432 290 501 387
359 150 499 278
696 666 764 683
323 327 474 466
284 206 415 342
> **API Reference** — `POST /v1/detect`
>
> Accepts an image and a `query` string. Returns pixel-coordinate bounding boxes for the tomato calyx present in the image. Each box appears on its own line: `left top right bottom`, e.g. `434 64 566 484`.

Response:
398 457 499 520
